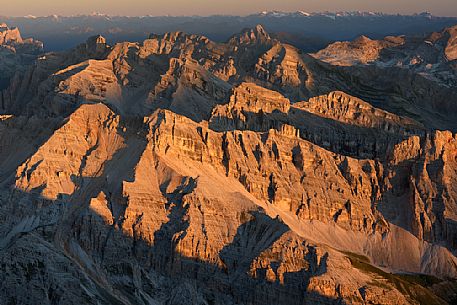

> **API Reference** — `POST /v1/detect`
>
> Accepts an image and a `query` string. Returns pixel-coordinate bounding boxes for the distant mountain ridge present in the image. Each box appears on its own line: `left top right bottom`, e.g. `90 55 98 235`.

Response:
1 11 457 51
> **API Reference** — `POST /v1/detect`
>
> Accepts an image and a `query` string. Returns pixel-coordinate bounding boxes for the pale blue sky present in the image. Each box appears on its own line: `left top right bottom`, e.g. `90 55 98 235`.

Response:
2 0 457 17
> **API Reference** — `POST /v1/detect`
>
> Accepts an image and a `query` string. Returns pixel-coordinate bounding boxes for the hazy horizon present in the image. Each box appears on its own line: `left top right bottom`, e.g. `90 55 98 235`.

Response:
1 0 457 17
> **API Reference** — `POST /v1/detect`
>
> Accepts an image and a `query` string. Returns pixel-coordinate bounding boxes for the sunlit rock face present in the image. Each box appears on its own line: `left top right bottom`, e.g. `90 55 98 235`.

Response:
0 23 457 305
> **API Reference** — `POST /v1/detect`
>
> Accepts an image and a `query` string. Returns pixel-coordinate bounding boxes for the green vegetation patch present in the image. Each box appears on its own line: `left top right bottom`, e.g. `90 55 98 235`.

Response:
344 251 447 305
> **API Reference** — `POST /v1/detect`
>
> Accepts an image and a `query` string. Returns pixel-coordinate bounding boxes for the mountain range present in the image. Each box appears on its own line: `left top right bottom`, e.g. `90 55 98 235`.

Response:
0 18 457 305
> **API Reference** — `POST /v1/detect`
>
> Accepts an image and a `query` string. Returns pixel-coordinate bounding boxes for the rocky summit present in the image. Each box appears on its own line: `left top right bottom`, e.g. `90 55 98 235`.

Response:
0 23 43 90
0 21 457 305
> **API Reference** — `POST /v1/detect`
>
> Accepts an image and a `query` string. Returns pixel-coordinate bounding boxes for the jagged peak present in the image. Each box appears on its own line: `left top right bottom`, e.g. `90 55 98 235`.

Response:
86 34 106 45
0 23 23 44
85 34 107 53
254 24 268 36
351 35 373 45
229 24 272 45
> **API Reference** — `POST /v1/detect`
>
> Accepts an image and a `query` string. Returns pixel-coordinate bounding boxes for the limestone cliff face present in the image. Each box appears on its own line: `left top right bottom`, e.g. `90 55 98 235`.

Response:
15 103 123 199
0 23 23 45
155 108 385 236
0 23 42 52
210 82 291 131
253 43 312 100
0 23 43 103
0 25 457 305
444 25 457 61
5 102 455 304
381 131 457 249
296 91 423 134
